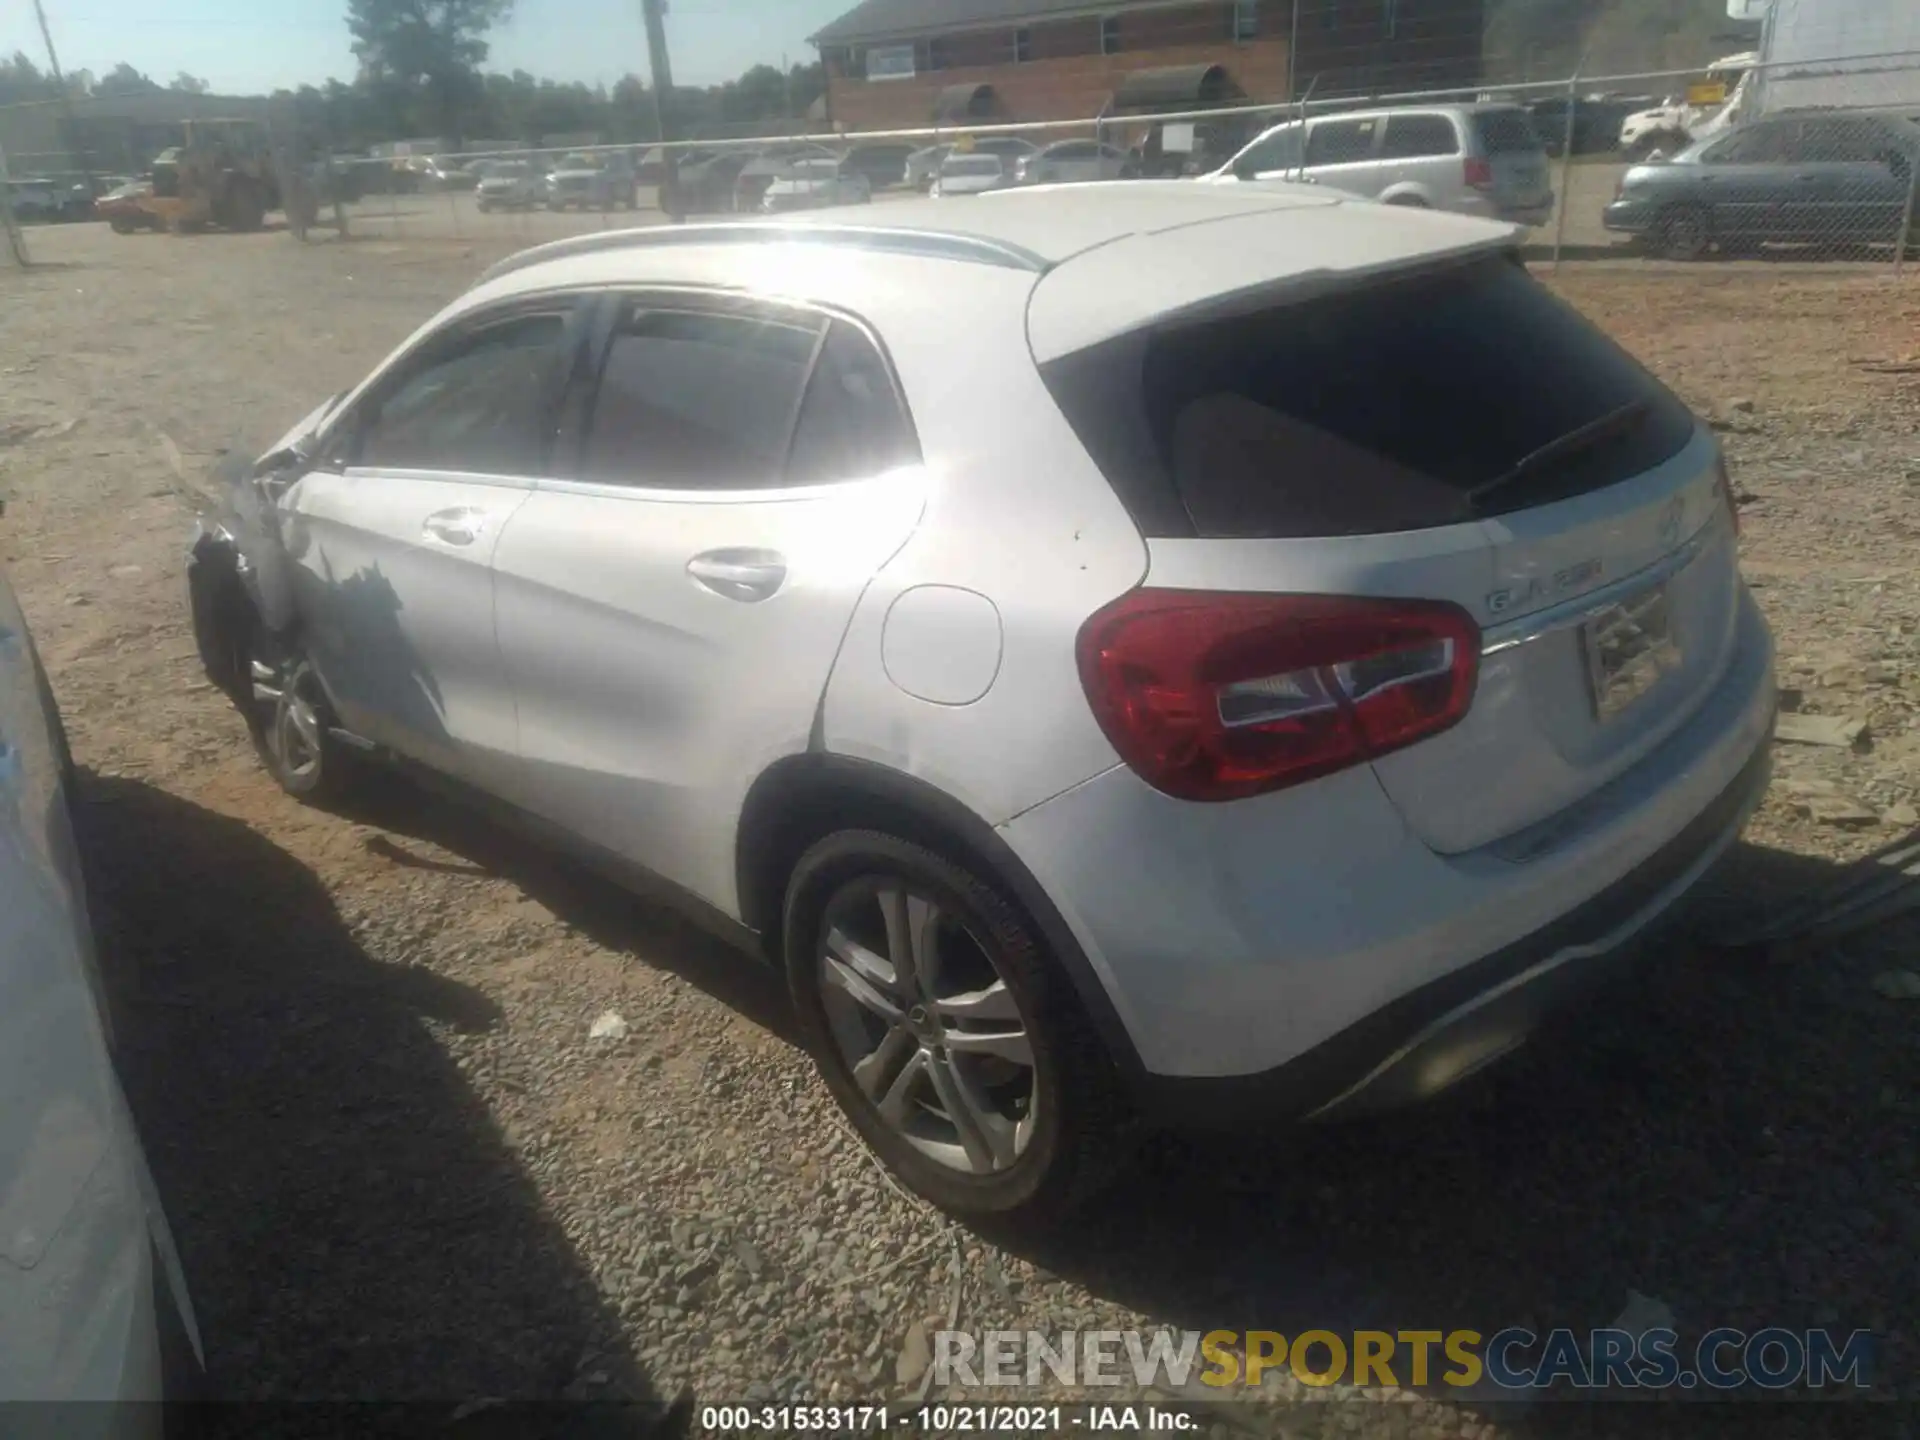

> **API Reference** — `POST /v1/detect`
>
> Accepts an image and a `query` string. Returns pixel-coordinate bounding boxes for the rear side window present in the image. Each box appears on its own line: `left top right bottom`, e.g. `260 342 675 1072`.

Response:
785 321 919 484
1381 114 1460 158
1472 109 1543 155
1306 117 1379 165
581 306 822 488
1040 256 1696 539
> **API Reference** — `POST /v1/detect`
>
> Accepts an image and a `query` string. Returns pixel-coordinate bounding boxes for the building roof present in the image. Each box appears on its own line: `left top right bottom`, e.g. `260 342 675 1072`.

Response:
812 0 1173 45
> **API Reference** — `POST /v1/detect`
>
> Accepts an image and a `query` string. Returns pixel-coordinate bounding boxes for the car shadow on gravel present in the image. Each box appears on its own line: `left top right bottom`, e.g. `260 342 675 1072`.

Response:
318 770 799 1044
73 771 688 1431
992 839 1915 1425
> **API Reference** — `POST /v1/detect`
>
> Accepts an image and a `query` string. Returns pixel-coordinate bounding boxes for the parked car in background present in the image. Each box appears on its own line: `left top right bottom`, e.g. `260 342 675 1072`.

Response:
475 159 548 212
666 150 756 214
1207 103 1555 226
637 145 715 184
419 156 480 191
1529 94 1649 157
1618 51 1756 163
0 563 202 1408
1017 140 1135 184
186 182 1773 1224
735 144 839 212
5 178 62 222
843 143 916 189
1604 111 1920 260
547 152 639 211
905 144 953 189
96 176 159 233
971 136 1040 169
932 152 1013 196
760 156 873 212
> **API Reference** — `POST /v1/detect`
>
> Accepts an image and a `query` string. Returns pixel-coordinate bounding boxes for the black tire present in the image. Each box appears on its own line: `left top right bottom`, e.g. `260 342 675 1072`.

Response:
1656 203 1712 261
783 830 1133 1222
246 635 356 803
1383 193 1429 208
109 215 137 235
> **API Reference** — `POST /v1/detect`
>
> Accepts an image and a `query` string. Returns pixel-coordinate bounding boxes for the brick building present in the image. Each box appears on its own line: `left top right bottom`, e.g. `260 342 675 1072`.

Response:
810 0 1487 132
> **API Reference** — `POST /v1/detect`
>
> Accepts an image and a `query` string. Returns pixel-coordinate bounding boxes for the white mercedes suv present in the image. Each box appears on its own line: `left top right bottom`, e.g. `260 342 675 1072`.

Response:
189 184 1775 1220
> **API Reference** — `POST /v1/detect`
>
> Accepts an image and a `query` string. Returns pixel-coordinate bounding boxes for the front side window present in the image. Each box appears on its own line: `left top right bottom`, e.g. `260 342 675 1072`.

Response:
579 304 823 489
356 311 570 476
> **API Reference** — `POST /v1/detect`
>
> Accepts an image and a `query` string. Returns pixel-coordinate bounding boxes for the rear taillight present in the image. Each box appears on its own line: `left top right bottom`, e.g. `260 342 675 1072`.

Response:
1076 591 1481 802
1464 157 1494 189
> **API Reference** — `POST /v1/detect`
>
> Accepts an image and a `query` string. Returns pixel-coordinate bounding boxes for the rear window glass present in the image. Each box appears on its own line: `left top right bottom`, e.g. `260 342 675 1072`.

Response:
1474 109 1543 154
1040 256 1696 539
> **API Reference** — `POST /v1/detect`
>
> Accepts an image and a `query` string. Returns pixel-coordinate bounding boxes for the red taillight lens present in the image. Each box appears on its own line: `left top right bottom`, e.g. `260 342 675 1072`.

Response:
1076 591 1481 802
1464 156 1494 189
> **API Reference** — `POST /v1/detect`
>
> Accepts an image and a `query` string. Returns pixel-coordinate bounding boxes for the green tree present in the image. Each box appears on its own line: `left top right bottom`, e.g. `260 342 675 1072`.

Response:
169 72 211 94
346 0 512 141
94 62 163 97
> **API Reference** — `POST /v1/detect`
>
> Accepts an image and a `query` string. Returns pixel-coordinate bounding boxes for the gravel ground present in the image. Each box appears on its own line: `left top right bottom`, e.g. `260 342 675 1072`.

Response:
1 222 1917 1435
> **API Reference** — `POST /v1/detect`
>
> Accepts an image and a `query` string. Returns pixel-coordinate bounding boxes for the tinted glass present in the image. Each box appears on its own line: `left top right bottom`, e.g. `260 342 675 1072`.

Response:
1306 118 1378 165
1041 256 1696 539
582 307 822 488
1049 142 1095 159
1382 114 1460 159
1796 116 1896 163
785 321 919 484
1472 108 1543 155
358 312 567 476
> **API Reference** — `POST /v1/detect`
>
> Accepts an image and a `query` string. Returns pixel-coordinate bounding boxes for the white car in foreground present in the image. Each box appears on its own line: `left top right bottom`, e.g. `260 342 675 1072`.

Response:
188 183 1774 1221
0 568 201 1413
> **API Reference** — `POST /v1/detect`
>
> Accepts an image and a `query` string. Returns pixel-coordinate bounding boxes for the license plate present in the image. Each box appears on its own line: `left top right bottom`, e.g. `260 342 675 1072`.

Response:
1582 583 1681 722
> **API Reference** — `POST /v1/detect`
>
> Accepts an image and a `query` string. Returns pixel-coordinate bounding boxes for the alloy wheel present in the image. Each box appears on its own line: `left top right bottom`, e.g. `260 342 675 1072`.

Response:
817 880 1037 1175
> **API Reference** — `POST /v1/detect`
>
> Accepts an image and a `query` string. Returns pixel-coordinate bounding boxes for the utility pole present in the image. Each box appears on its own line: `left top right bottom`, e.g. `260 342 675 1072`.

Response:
641 0 681 220
30 0 97 204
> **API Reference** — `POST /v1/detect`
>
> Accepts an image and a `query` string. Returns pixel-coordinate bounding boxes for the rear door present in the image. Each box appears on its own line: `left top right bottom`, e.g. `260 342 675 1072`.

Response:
1792 115 1912 244
1377 112 1461 201
490 293 926 913
1041 253 1741 855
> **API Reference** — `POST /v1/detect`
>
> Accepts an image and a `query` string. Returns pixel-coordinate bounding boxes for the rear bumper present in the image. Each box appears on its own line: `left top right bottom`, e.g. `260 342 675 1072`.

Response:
1000 588 1775 1112
1138 737 1769 1127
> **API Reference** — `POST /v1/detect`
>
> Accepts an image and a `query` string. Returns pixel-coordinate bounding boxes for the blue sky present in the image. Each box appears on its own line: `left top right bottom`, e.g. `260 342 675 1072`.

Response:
1 0 852 92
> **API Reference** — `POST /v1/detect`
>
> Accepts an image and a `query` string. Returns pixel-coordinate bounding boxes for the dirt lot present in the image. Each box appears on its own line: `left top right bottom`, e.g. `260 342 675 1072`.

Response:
3 220 1919 1432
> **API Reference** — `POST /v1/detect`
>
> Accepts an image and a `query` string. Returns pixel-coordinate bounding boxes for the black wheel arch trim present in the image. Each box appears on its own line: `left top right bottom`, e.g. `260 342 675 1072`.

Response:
737 753 1149 1086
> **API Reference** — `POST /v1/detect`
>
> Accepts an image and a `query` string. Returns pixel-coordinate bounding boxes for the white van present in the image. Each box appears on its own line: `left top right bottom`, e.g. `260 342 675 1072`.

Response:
1205 103 1555 226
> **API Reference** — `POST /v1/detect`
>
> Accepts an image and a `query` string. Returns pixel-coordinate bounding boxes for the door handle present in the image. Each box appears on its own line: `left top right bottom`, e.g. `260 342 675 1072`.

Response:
422 507 487 546
687 549 787 603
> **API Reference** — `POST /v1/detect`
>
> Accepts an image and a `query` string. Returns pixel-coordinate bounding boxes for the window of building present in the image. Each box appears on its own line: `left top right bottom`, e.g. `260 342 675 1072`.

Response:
1100 15 1120 54
927 36 951 71
1014 26 1032 63
1233 0 1258 41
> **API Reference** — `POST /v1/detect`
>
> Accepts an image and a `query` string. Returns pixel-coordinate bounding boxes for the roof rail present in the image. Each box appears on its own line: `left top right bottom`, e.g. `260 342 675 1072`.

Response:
471 221 1049 289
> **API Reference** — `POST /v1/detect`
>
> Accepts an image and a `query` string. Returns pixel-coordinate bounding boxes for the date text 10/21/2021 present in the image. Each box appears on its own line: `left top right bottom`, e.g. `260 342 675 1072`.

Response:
701 1405 1196 1432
